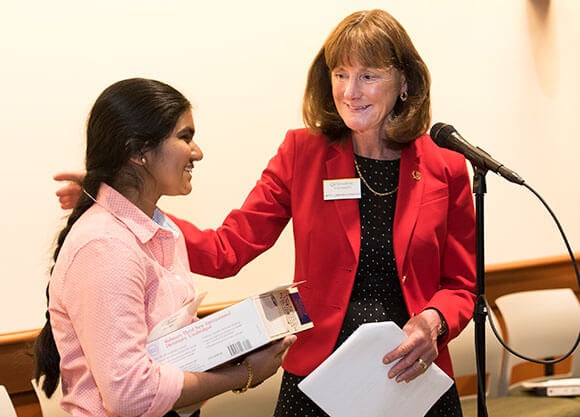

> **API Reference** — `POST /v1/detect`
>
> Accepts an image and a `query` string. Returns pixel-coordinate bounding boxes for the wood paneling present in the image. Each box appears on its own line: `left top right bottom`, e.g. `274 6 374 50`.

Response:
0 330 41 417
484 253 580 307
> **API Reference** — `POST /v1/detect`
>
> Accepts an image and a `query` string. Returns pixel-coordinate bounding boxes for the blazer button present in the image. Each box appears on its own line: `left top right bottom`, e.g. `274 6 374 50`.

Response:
402 275 407 284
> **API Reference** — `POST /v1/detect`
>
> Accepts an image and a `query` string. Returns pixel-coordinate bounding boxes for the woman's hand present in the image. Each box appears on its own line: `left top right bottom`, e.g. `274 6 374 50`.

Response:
53 171 85 209
245 334 297 386
382 309 442 383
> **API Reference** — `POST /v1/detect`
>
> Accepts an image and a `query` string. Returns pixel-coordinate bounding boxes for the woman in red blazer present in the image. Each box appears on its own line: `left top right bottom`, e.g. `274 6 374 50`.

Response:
54 9 475 417
171 9 476 417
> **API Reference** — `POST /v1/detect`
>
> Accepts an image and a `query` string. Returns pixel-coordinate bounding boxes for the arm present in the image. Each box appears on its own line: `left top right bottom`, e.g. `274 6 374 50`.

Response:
55 131 295 277
383 152 476 382
174 336 295 409
60 239 179 416
171 131 296 277
54 168 290 277
424 160 477 344
60 238 295 415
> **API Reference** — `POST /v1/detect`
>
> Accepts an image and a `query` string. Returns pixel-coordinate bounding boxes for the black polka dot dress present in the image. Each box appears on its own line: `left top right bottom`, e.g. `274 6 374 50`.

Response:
273 155 462 417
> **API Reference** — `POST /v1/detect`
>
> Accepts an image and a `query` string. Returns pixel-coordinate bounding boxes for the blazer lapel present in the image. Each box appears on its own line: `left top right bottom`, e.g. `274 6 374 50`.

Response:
325 140 360 262
394 141 424 274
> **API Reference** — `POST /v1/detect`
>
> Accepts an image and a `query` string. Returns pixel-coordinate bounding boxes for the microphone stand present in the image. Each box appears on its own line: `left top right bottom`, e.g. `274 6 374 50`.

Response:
472 166 489 417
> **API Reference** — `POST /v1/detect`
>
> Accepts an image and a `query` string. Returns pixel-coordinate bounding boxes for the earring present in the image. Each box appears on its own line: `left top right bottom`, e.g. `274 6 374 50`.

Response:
141 157 146 164
400 91 408 102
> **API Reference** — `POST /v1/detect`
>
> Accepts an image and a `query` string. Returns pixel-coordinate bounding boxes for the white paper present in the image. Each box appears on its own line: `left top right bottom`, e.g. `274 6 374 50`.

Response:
298 321 453 417
522 378 580 389
147 292 207 342
521 378 580 397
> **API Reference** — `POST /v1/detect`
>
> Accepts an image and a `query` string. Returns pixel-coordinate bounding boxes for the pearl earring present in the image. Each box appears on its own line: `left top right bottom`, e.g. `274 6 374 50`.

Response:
141 157 146 164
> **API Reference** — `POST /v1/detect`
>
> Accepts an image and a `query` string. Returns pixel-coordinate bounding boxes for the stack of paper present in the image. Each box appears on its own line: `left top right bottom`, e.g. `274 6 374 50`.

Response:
522 378 580 397
298 321 453 417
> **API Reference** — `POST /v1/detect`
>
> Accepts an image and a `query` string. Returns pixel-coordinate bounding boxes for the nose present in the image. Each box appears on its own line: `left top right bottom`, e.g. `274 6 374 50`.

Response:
344 77 361 99
190 140 203 161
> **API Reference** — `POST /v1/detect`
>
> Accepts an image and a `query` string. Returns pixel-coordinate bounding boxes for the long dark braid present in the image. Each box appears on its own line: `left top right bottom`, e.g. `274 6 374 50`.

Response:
34 78 191 397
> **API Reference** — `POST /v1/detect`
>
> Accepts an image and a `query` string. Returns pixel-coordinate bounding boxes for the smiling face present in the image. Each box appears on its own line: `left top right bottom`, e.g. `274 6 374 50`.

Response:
143 108 203 200
331 62 406 141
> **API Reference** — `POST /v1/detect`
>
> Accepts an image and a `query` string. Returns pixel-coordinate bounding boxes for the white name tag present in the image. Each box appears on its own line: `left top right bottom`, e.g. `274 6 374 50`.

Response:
323 178 361 200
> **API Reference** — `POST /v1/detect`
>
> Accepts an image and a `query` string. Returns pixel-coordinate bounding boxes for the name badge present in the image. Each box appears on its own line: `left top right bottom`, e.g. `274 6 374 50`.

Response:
323 178 361 200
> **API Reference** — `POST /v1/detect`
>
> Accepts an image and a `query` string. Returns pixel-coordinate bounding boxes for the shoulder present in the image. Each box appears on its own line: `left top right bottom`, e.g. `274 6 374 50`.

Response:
281 127 344 155
401 134 471 191
411 134 468 171
71 206 135 240
283 127 327 144
59 207 143 265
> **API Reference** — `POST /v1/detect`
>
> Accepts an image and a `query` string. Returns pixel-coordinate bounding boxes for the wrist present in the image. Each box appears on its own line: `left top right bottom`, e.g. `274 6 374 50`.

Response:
232 360 253 394
425 308 448 338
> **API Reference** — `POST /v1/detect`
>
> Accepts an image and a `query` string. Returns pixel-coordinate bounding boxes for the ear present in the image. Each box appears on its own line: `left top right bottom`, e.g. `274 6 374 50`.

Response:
129 155 146 166
400 76 408 96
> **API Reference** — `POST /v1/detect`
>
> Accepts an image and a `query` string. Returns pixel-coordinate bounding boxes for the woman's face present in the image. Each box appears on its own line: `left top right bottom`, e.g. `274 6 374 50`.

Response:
144 109 203 198
331 62 407 138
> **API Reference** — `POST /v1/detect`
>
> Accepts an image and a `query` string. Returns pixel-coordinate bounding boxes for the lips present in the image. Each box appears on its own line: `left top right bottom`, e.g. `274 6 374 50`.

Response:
346 103 371 111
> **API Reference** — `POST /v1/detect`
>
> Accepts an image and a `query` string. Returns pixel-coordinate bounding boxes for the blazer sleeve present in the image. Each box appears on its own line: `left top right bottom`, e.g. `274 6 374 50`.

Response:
426 152 477 345
169 131 296 278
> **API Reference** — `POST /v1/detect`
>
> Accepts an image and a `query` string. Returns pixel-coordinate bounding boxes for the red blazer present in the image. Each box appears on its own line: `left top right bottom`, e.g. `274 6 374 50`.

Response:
171 128 476 377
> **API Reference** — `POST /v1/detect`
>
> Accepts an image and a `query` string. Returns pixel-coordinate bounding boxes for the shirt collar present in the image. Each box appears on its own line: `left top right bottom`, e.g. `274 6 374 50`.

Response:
95 183 176 244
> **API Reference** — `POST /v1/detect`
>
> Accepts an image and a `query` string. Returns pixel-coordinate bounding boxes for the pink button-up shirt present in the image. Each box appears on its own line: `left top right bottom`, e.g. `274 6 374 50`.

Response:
49 184 196 416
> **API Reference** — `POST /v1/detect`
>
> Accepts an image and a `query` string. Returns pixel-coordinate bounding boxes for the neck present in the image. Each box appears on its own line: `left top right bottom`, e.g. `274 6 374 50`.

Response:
120 187 159 218
352 134 401 160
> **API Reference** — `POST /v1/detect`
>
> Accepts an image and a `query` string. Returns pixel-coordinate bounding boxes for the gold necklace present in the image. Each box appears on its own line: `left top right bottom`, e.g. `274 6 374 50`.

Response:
354 157 399 197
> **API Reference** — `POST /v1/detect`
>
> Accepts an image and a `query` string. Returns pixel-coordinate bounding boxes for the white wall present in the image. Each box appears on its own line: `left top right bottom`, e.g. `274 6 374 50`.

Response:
1 0 578 333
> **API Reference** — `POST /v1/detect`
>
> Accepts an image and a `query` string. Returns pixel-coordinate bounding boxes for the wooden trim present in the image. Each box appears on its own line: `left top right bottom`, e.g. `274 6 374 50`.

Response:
484 253 579 308
197 300 238 317
0 329 40 346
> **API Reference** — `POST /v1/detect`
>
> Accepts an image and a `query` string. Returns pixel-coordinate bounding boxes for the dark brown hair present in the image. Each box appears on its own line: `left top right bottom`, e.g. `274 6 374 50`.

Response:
34 78 191 397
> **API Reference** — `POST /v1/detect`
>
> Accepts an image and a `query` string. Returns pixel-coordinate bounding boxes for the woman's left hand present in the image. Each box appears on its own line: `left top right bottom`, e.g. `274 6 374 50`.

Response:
382 309 441 383
53 171 85 210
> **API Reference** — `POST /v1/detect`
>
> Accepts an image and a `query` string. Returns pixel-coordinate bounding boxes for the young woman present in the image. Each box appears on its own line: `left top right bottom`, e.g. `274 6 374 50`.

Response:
35 78 295 417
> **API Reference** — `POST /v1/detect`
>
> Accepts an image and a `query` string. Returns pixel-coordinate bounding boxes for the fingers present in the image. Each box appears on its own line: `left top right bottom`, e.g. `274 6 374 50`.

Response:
53 171 85 183
399 357 432 383
417 357 428 371
386 350 433 383
55 183 82 210
58 196 75 210
54 181 83 210
246 336 296 386
249 335 296 365
383 314 439 383
281 335 297 349
269 335 297 360
279 335 297 360
55 183 80 197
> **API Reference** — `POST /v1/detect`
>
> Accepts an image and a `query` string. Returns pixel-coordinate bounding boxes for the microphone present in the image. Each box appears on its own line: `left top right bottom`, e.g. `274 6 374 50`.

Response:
430 122 525 185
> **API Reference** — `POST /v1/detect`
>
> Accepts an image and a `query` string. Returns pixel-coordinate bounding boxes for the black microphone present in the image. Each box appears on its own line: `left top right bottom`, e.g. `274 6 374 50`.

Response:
430 122 525 185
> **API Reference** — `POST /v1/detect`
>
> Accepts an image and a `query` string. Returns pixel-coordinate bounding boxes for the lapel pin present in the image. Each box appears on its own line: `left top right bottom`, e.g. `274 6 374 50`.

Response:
412 170 421 181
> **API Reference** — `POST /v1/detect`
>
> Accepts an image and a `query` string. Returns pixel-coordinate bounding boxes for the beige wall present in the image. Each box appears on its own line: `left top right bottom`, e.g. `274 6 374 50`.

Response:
0 0 578 333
